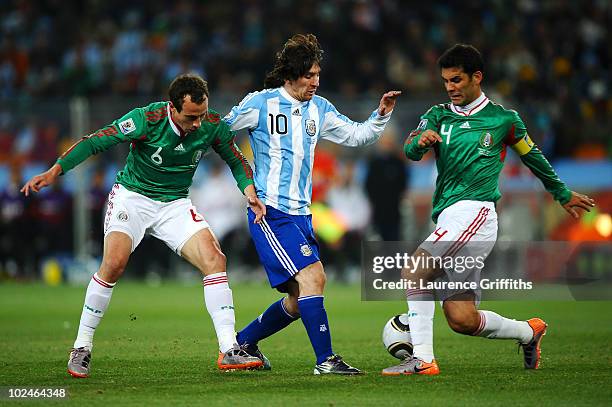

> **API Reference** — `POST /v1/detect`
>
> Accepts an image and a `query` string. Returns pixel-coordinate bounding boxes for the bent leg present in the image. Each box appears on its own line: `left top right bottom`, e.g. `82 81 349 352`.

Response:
73 231 132 350
444 292 532 343
442 293 480 335
181 228 237 353
237 280 300 347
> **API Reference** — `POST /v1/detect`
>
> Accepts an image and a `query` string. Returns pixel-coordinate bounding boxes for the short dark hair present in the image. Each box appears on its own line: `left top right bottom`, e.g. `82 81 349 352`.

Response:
264 34 324 88
437 44 484 76
168 74 209 112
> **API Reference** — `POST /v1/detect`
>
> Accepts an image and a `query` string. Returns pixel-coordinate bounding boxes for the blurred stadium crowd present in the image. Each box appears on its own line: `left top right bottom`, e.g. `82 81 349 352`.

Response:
0 0 610 279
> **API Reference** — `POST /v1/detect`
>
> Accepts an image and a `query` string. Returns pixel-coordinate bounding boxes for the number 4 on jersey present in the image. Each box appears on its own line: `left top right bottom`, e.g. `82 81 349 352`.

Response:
440 124 453 145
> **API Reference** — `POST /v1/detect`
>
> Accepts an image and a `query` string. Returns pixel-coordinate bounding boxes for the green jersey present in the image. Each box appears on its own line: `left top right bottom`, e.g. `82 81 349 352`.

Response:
57 101 253 202
404 95 571 222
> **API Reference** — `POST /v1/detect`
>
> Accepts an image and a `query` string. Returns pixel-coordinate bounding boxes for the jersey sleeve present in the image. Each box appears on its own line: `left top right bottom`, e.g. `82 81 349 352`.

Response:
319 99 392 147
403 106 439 161
56 108 147 174
504 111 571 204
212 122 254 193
223 92 262 131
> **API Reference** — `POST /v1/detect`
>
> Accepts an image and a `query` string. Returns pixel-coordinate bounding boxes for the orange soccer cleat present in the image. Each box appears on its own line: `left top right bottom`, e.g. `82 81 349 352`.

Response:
381 357 440 376
521 318 548 369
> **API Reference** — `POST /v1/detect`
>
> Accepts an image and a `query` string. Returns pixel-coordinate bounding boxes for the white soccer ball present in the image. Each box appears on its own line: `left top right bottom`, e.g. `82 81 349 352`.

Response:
382 314 413 359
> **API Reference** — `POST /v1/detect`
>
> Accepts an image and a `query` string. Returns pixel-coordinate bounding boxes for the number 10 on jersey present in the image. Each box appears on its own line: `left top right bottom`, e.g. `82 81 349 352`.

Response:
268 114 288 135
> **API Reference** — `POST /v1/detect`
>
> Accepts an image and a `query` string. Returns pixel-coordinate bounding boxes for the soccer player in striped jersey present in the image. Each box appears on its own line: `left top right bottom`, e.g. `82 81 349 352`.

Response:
382 44 595 376
21 74 266 377
223 34 401 375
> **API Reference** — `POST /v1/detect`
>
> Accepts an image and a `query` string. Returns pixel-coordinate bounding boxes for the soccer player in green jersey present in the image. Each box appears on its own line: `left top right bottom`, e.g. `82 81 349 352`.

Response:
382 44 595 376
21 74 266 377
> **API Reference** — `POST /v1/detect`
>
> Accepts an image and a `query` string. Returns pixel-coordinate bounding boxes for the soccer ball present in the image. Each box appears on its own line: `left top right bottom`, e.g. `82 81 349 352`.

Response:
382 314 413 359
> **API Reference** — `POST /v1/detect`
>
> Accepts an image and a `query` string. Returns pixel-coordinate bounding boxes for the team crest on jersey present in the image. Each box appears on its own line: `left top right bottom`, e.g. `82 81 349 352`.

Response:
192 150 203 165
118 118 136 135
305 119 316 137
479 132 493 148
117 211 129 222
417 119 428 130
478 132 495 156
300 244 313 257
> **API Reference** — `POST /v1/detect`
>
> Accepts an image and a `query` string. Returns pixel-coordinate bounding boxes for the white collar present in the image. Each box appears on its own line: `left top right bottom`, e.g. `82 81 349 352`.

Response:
279 86 307 104
450 92 489 116
167 102 184 137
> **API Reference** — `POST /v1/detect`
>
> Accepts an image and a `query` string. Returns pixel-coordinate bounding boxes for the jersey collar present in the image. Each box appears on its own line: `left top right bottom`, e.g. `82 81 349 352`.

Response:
167 102 186 137
279 86 307 105
450 92 489 116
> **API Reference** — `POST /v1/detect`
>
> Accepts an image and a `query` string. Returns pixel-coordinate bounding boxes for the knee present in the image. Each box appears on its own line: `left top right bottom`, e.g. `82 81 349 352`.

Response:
305 267 326 291
295 263 327 295
445 310 480 335
312 268 327 289
100 255 128 281
201 250 226 275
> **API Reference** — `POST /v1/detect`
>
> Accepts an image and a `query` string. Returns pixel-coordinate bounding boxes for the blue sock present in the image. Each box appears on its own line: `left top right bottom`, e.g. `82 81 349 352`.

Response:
298 295 333 364
237 298 299 346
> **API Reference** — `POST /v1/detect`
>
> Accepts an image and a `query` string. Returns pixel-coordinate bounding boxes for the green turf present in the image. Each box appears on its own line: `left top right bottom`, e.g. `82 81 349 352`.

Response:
0 281 610 406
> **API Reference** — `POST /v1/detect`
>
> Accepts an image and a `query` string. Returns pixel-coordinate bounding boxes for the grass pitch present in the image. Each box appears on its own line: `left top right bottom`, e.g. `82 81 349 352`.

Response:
0 281 610 406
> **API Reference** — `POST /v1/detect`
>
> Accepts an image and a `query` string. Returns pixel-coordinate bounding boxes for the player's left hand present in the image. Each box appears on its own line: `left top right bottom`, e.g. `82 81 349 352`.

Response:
562 191 595 219
248 196 267 224
378 90 402 116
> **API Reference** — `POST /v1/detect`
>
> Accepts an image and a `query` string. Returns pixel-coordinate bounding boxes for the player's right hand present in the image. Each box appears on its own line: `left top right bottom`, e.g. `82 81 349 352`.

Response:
418 130 443 148
20 163 62 197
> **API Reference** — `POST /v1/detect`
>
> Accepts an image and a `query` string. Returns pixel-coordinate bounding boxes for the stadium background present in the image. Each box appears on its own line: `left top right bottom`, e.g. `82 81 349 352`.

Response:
1 0 609 282
0 2 610 405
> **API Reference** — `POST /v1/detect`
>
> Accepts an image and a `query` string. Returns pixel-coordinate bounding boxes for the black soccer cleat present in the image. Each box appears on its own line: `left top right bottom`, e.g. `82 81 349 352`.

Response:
313 354 363 375
240 343 272 370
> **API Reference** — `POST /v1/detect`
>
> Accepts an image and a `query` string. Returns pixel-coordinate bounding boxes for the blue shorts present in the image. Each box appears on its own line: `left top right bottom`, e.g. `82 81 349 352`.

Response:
248 206 320 290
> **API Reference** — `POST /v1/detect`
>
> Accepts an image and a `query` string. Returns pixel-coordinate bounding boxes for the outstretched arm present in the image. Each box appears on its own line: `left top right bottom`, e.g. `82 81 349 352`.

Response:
319 90 401 147
509 134 595 218
21 109 145 197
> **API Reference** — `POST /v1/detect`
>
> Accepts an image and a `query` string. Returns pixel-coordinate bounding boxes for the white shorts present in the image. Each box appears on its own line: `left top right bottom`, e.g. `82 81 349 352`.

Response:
420 200 498 303
104 184 209 254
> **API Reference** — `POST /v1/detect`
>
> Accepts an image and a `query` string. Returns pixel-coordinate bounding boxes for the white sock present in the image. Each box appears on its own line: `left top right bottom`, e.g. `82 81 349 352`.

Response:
407 290 435 363
73 273 115 350
203 272 236 353
472 310 533 344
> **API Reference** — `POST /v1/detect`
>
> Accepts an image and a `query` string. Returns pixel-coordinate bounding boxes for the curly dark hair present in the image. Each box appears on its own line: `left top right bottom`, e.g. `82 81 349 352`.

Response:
264 34 324 89
168 74 209 112
438 44 484 76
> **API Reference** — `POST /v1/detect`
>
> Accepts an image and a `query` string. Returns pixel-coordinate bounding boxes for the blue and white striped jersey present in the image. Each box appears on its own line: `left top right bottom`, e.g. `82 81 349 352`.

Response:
223 87 392 215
